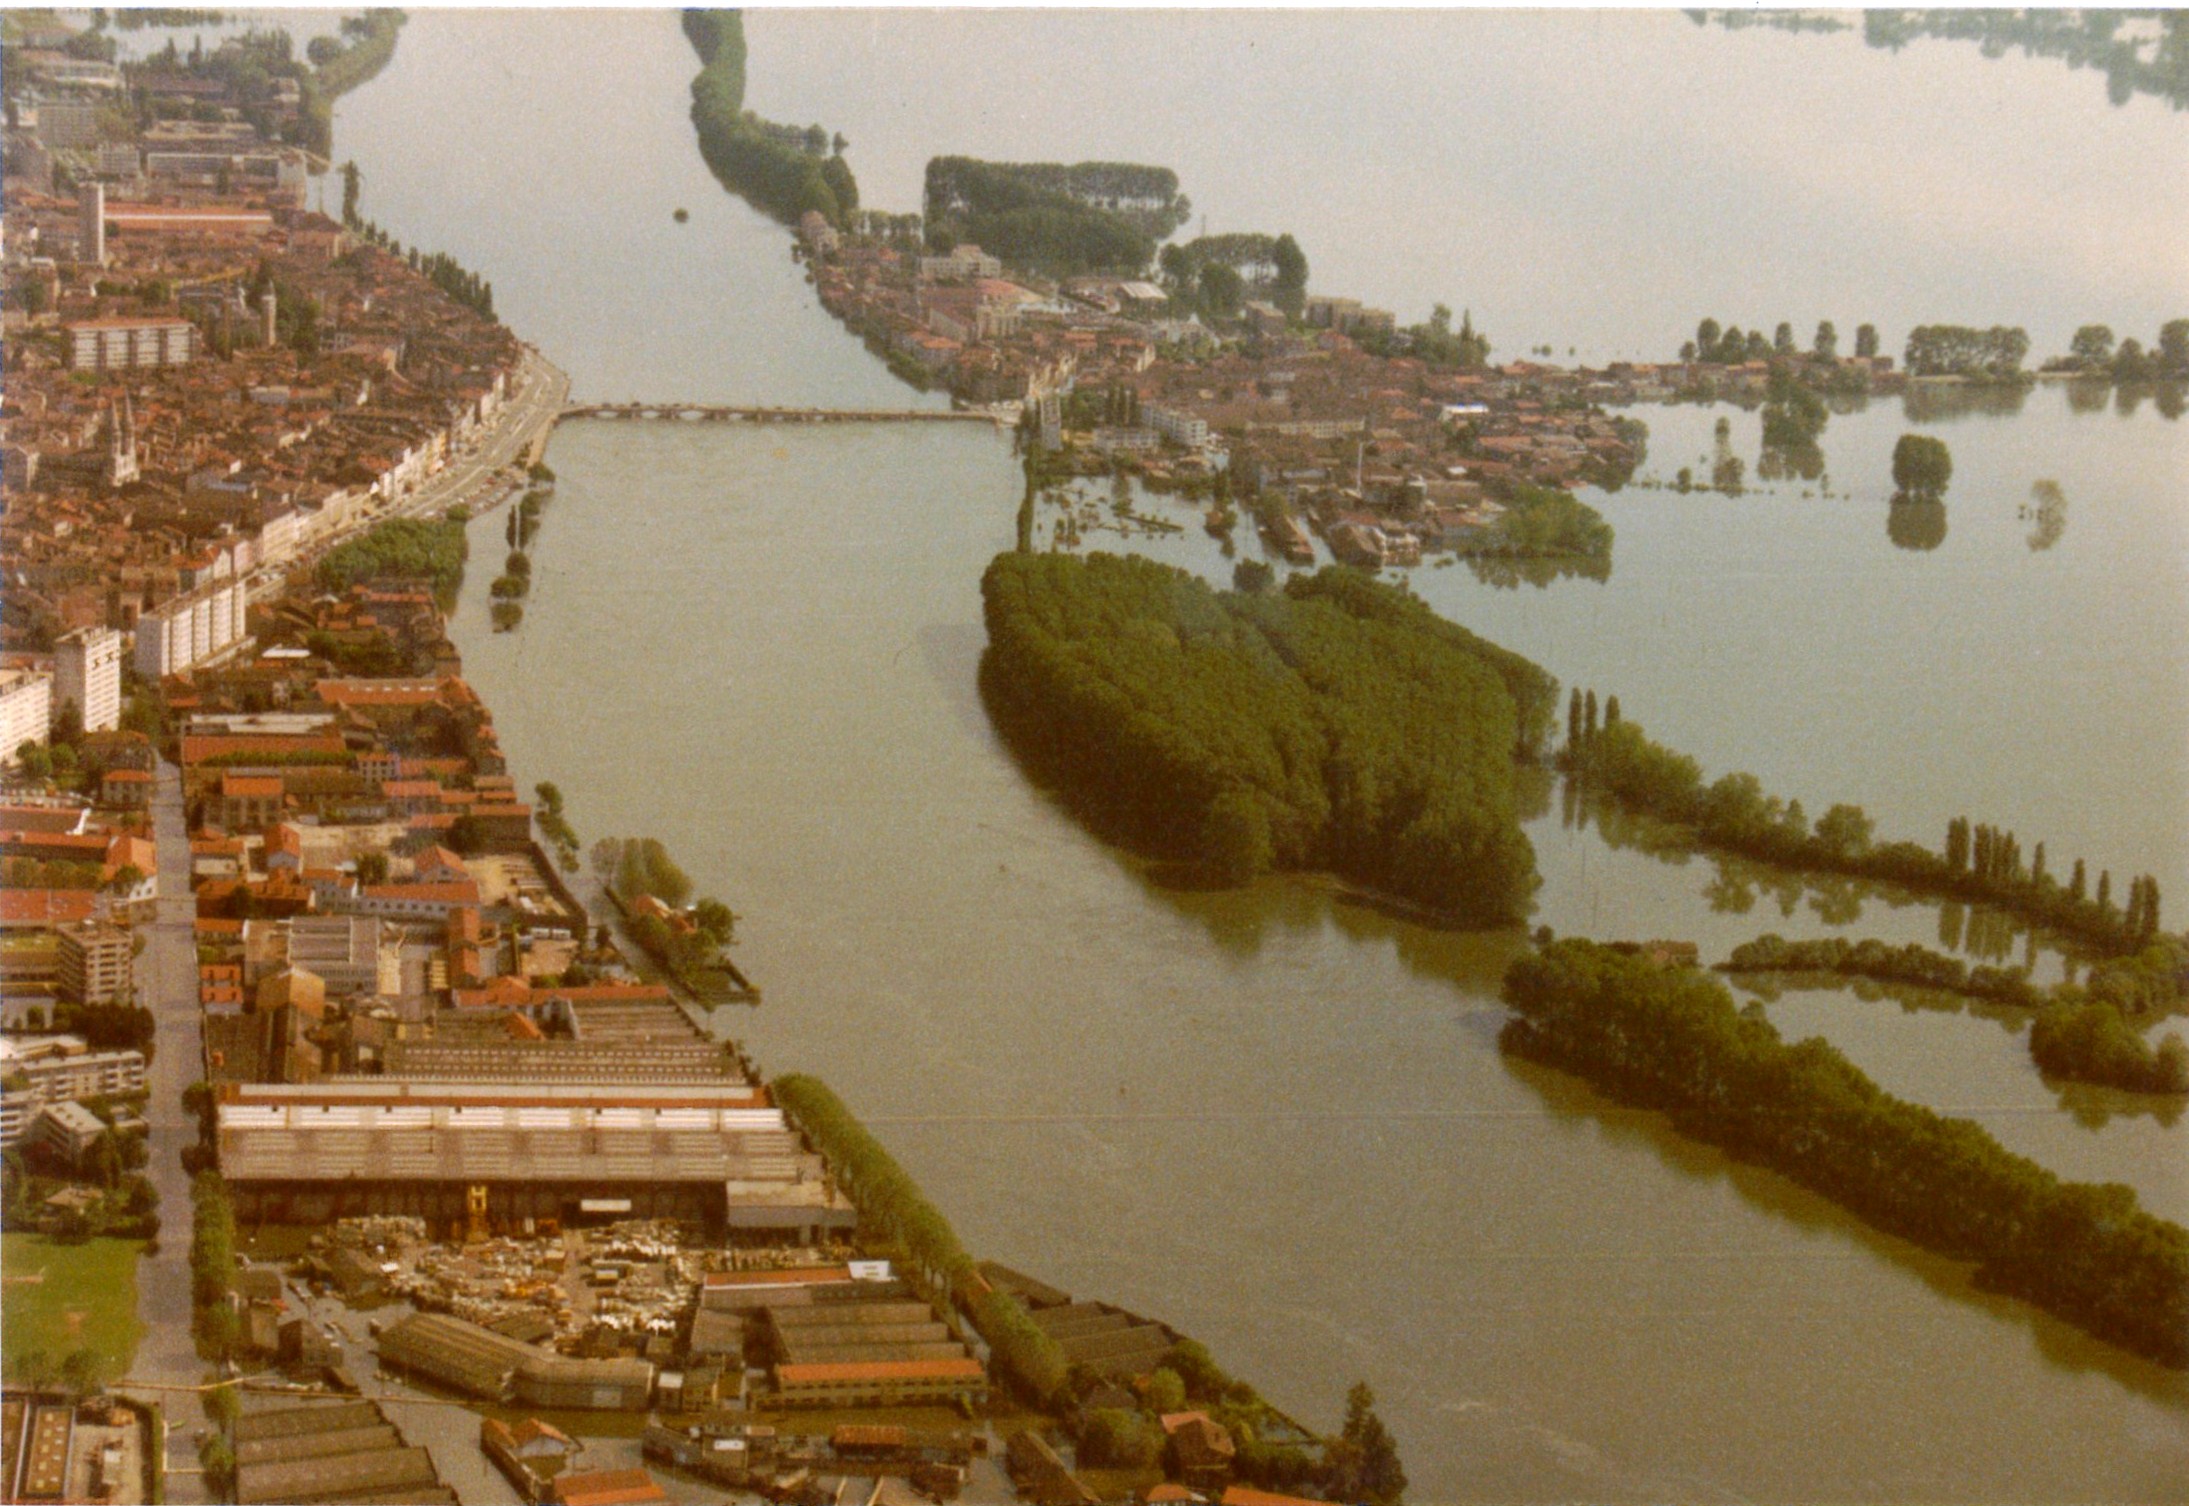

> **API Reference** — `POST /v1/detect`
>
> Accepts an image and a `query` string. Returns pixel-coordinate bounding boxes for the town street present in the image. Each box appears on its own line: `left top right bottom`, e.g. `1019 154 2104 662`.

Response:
117 759 212 1504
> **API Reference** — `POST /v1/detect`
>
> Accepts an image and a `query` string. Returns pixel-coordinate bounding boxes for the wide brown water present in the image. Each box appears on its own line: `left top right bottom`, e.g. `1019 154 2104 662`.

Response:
322 11 2188 1500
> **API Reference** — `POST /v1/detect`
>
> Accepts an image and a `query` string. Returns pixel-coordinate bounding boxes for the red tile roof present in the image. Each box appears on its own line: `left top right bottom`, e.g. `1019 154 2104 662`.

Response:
547 1468 667 1506
775 1358 985 1384
0 889 99 926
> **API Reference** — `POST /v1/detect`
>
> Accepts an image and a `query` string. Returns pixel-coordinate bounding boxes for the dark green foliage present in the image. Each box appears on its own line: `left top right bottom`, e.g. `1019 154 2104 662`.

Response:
50 999 160 1060
1902 325 2030 380
1080 1408 1162 1468
2030 999 2189 1095
1165 232 1311 321
315 517 467 598
1890 434 1952 501
1564 698 2165 958
1325 1382 1407 1506
924 157 1186 276
1721 933 2046 1009
607 837 693 908
1402 303 1492 370
684 9 856 229
189 1171 238 1361
1480 483 1614 564
980 554 1549 924
771 1074 1070 1403
1502 939 2189 1368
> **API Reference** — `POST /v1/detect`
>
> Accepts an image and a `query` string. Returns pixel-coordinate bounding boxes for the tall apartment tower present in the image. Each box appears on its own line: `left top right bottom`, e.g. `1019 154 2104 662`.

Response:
54 625 124 735
79 181 105 267
259 287 278 347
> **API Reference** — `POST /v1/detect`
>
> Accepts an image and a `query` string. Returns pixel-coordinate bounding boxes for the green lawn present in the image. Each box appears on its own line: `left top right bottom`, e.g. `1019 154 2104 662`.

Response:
1 1233 145 1385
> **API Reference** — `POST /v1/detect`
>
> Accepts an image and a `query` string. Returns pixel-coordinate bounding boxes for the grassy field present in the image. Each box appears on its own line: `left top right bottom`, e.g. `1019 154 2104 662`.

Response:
1 1233 145 1384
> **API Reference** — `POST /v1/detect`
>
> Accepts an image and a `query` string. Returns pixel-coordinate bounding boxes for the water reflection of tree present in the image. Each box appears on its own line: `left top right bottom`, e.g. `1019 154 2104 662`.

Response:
2064 379 2110 415
1495 1045 2189 1407
2064 381 2183 421
2052 1077 2187 1131
1887 498 1947 550
1900 383 2029 424
1756 440 1824 483
2020 479 2067 551
1464 553 1611 590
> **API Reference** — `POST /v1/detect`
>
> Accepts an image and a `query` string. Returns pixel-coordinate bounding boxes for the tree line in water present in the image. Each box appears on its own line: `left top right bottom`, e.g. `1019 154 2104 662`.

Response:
1559 690 2167 959
1502 938 2189 1369
1720 932 2187 1097
684 10 859 230
980 553 1557 924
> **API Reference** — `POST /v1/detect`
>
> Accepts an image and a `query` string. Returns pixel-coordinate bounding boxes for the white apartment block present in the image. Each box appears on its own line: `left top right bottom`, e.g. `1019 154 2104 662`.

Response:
1146 404 1211 449
66 317 198 372
134 580 248 680
0 669 54 766
53 625 123 734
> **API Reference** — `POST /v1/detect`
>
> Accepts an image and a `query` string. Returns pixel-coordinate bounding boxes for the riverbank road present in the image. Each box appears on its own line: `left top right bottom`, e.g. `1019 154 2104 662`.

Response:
117 760 212 1503
391 346 570 522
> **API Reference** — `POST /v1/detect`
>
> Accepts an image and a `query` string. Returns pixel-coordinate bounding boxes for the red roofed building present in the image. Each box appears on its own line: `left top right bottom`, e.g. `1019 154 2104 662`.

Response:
771 1357 987 1408
1220 1489 1328 1506
218 772 285 832
0 889 99 930
547 1468 667 1506
180 732 347 768
344 879 481 923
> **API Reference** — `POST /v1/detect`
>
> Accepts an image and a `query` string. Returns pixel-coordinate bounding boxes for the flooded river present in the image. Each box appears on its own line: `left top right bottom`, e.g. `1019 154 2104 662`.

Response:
313 11 2189 1500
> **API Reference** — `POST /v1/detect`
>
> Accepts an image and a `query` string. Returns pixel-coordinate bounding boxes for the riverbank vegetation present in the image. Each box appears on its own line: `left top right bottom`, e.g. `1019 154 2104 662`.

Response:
771 1074 1072 1401
683 9 858 229
1476 483 1614 563
2050 320 2189 382
776 1074 1406 1497
1502 938 2189 1369
2030 999 2189 1096
1721 933 2045 1009
592 836 741 993
533 781 579 871
924 157 1188 277
1560 693 2167 961
299 9 405 153
1903 325 2030 381
981 553 1552 923
316 515 467 601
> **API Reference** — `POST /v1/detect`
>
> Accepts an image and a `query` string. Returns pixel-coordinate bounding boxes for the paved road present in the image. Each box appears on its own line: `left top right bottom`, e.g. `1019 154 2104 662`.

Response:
390 348 570 522
244 348 570 605
117 759 212 1504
